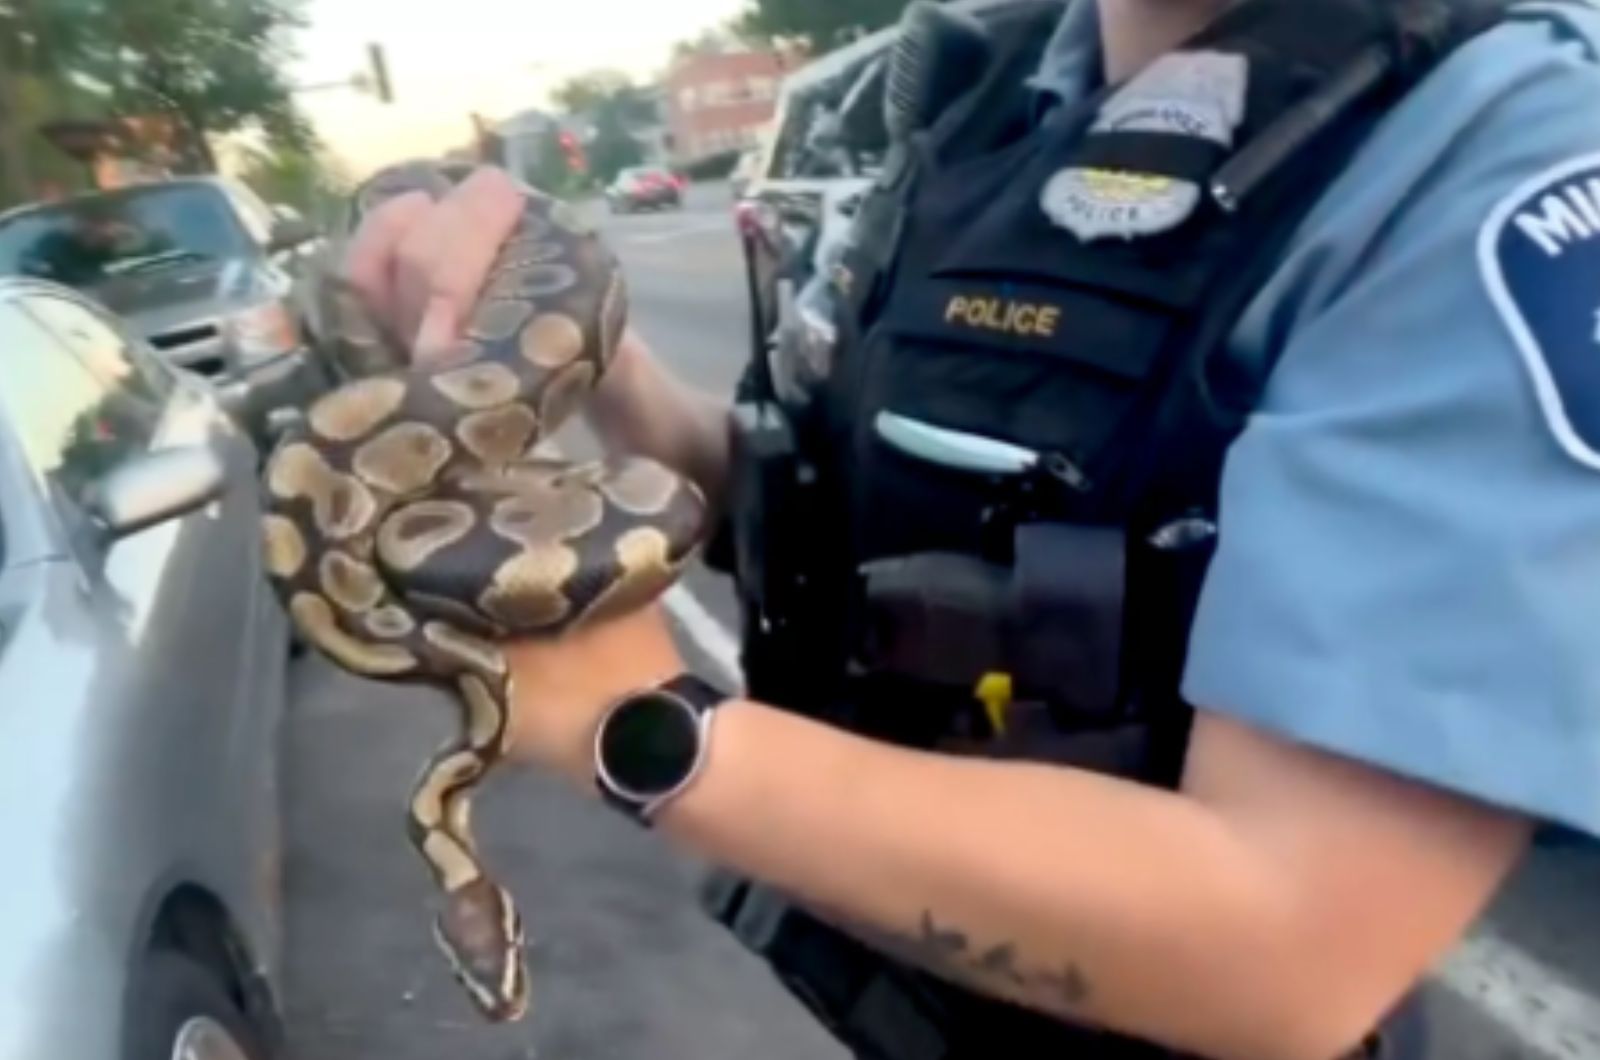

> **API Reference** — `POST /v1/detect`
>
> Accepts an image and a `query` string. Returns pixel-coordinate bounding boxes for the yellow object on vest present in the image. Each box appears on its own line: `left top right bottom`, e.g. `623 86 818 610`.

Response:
975 673 1014 737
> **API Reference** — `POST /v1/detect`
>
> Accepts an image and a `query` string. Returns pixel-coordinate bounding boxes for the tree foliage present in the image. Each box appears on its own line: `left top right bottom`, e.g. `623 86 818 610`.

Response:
0 0 101 204
85 0 311 171
0 0 310 206
552 71 630 117
549 71 657 186
551 70 658 129
735 0 912 51
670 20 763 60
237 141 350 226
585 110 645 186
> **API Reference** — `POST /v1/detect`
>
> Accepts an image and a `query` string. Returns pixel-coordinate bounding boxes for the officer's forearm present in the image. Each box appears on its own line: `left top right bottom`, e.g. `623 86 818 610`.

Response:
663 703 1399 1060
588 334 731 505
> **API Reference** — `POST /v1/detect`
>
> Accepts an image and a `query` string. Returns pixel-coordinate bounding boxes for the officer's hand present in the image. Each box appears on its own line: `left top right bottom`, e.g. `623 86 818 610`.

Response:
502 606 685 783
343 166 527 362
342 164 657 399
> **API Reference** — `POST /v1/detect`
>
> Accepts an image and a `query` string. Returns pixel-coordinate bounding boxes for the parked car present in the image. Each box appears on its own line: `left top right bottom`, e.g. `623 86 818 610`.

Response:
730 147 765 201
0 277 290 1060
606 166 686 213
0 178 332 437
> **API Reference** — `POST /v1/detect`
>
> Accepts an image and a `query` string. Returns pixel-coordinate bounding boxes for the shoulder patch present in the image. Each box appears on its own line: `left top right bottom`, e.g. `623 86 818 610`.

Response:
1480 152 1600 470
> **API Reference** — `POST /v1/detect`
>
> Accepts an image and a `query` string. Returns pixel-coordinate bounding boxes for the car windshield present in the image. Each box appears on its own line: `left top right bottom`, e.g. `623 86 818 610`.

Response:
0 184 250 287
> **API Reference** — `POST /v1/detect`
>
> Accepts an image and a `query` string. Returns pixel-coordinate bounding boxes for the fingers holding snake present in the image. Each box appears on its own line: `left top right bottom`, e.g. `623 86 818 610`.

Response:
257 161 707 1024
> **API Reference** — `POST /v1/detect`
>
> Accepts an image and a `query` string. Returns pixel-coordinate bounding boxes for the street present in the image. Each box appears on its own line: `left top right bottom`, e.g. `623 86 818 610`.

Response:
279 182 1600 1060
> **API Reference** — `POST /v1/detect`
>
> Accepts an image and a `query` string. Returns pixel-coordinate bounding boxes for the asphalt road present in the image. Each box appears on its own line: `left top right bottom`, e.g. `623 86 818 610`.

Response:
280 181 1600 1060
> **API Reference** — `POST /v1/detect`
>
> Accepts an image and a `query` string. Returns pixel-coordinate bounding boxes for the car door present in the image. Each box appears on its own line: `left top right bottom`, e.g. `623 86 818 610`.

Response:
20 287 276 723
9 290 285 950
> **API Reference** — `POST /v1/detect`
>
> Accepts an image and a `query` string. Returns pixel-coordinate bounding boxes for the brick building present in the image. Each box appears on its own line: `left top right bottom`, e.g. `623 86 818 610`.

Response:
663 48 797 164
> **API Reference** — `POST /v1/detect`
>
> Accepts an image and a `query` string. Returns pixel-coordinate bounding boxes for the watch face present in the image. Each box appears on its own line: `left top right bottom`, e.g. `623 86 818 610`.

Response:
598 692 702 800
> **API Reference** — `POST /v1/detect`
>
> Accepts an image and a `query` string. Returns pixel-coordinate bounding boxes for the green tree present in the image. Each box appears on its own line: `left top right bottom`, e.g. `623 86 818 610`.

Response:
736 0 911 51
552 71 657 128
0 0 97 204
237 141 351 226
669 14 767 60
84 0 310 172
0 0 311 205
586 110 645 186
550 71 657 185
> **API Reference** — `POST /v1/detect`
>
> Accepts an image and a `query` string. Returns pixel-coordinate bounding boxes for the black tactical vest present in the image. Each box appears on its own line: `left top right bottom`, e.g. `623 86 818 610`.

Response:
769 0 1513 789
711 5 1519 1056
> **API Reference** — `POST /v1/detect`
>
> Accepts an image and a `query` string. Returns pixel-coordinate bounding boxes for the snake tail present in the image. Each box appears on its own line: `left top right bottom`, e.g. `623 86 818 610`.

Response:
404 666 528 1021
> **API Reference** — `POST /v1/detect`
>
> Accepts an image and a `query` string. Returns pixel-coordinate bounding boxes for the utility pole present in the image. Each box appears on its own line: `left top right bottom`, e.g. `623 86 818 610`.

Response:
296 43 396 103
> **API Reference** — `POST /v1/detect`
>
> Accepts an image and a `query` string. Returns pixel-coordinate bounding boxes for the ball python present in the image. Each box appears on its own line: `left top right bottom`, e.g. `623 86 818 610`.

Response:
259 162 707 1022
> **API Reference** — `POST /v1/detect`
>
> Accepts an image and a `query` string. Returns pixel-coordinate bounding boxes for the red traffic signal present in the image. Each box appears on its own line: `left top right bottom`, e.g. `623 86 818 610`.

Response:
558 130 587 174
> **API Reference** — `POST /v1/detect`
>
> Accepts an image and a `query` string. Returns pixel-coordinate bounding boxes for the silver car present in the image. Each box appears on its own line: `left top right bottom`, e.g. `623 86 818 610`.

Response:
0 179 331 439
0 278 288 1059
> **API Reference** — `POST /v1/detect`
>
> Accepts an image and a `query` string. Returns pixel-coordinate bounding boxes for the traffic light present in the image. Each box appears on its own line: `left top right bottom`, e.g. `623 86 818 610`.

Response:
559 130 587 175
367 43 394 103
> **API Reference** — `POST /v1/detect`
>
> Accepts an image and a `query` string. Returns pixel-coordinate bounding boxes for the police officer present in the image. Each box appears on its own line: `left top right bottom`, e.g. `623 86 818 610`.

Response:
341 0 1600 1057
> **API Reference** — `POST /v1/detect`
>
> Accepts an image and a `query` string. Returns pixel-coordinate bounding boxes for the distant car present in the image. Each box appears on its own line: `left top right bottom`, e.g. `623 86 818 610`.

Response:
0 178 331 437
606 166 685 213
0 277 289 1060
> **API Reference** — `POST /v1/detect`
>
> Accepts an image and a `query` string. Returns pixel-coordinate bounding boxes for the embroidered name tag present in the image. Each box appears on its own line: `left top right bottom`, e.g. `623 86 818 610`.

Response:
1480 153 1600 470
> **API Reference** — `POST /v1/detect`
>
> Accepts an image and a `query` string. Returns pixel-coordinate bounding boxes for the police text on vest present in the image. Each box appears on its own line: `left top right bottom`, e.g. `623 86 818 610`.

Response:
944 296 1062 339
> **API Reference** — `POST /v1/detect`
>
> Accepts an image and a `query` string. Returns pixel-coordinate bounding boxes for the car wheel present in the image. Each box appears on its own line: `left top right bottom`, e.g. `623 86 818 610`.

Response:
126 951 267 1060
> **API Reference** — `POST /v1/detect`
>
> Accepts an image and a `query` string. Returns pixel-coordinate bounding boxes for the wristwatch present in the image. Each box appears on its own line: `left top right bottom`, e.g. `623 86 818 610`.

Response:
594 673 730 824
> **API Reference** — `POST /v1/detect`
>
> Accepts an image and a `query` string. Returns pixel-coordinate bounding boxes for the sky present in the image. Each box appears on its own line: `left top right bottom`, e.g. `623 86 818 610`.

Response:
289 0 748 177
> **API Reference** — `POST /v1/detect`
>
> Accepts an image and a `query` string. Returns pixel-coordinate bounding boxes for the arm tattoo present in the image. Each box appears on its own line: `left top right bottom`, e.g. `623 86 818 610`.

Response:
847 909 1093 1018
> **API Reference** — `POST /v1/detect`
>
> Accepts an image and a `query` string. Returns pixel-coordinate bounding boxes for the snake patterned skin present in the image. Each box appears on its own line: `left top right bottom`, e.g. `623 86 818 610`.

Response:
259 162 707 1022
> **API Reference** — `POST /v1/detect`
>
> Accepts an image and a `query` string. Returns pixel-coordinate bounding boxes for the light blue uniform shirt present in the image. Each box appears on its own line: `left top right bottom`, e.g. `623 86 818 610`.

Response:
1035 2 1600 835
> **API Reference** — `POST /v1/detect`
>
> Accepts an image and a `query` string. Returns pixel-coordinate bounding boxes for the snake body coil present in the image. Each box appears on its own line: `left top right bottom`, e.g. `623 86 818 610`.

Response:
259 164 706 1021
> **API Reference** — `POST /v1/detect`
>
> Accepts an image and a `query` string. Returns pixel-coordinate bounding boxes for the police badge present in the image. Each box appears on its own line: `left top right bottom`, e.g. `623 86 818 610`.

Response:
1042 51 1248 242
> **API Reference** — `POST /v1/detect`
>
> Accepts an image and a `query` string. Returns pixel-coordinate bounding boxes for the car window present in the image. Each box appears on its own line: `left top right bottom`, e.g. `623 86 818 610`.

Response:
221 179 277 246
0 298 158 509
0 184 252 287
23 293 175 408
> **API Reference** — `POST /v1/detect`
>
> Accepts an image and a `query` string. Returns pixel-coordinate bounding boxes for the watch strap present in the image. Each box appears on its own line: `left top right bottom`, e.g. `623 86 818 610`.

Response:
658 672 729 714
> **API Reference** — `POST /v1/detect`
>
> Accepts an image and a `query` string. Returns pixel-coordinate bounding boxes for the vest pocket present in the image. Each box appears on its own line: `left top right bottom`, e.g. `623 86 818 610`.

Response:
872 273 1177 471
845 268 1193 728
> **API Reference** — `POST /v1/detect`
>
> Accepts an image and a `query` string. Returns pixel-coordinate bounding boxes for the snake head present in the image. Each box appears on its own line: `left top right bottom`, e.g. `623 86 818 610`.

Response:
435 877 530 1022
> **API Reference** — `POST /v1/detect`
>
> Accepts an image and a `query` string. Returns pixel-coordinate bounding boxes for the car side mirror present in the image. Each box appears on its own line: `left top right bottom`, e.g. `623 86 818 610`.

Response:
85 446 227 540
269 216 317 253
